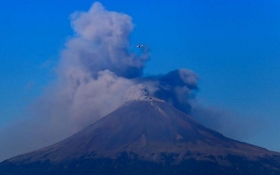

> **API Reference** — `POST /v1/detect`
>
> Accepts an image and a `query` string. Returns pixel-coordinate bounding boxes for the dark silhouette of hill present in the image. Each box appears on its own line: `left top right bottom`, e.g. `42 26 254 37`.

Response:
1 98 280 175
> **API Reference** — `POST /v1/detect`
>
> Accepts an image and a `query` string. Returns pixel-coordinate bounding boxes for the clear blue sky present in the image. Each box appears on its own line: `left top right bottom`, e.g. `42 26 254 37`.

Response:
1 0 280 151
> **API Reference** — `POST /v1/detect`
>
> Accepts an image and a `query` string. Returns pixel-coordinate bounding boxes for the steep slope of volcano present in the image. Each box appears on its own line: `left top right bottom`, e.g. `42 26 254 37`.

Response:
1 98 280 175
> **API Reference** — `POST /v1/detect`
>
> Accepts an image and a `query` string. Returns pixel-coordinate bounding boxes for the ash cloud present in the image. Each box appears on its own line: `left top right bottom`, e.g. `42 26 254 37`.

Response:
37 2 152 132
33 2 199 133
0 2 257 161
143 69 198 113
0 2 198 161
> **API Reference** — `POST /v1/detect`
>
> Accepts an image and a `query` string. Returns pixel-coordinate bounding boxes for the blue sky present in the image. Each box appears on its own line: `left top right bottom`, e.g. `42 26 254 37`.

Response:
1 0 280 153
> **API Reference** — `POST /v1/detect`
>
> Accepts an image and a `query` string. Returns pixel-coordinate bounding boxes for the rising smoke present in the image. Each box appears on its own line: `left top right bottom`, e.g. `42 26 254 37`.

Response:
0 2 259 162
0 2 198 161
33 2 199 133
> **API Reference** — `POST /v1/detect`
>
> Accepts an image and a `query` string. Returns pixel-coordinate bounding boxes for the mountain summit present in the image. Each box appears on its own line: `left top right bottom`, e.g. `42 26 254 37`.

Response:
1 98 280 174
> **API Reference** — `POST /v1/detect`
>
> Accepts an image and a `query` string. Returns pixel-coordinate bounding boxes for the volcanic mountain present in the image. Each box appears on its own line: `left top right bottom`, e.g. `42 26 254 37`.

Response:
1 98 280 175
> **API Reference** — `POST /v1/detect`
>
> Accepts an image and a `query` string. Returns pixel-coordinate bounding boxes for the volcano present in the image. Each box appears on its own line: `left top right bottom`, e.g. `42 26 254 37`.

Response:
1 98 280 175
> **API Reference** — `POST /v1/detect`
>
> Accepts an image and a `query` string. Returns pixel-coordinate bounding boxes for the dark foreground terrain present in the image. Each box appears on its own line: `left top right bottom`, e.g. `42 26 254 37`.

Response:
1 152 280 175
1 98 280 175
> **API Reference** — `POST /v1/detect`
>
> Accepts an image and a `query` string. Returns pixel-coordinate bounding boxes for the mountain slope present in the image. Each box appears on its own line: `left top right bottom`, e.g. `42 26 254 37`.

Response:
1 98 280 175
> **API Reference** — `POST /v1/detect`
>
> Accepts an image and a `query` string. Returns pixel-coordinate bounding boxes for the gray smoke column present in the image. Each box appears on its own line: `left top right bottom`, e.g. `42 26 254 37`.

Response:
0 1 263 162
139 69 198 113
62 2 149 79
38 2 151 133
0 2 198 161
34 2 199 133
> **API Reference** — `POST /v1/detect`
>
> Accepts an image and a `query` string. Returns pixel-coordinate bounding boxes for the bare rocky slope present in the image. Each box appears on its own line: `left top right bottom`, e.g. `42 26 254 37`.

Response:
1 98 280 175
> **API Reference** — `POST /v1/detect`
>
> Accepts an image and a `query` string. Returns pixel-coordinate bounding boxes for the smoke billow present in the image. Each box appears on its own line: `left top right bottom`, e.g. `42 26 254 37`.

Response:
35 2 149 132
31 2 199 134
0 2 254 161
142 69 198 113
0 2 198 161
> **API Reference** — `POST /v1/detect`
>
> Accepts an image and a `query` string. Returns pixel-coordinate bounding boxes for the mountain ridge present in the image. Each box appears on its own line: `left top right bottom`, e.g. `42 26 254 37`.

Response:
1 98 280 174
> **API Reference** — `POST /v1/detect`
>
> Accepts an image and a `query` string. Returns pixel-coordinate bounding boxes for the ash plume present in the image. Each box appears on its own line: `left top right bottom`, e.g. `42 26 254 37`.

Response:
32 2 199 134
142 69 198 114
0 2 258 162
0 3 198 161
